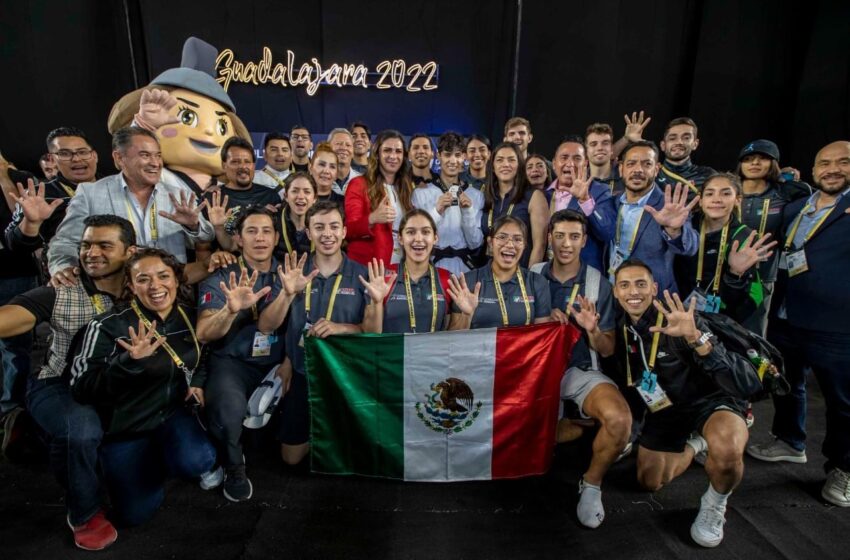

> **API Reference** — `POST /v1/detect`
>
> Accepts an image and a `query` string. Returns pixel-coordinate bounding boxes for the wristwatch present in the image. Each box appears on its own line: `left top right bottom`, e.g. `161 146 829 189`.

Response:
688 330 713 349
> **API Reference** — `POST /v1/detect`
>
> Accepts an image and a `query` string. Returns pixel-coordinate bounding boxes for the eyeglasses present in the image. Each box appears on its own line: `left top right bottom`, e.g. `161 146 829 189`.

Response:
493 233 525 245
291 134 311 141
52 148 94 161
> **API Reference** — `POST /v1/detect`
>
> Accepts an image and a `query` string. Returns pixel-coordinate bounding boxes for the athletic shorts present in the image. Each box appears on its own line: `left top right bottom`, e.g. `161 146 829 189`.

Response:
278 373 310 445
561 367 617 420
638 395 745 453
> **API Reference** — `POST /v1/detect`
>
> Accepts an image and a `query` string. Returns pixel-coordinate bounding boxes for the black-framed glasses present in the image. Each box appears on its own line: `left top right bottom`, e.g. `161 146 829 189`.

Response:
52 148 94 161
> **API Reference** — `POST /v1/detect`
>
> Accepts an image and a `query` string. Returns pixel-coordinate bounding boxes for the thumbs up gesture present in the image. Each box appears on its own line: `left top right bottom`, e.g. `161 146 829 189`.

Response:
369 194 397 225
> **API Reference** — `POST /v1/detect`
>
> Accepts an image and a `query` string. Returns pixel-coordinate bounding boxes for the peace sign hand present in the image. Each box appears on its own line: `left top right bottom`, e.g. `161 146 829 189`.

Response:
571 295 600 333
160 191 208 231
116 319 167 360
623 110 652 143
645 183 699 233
207 190 233 228
357 258 397 302
650 290 700 341
277 251 319 296
447 273 481 316
728 231 778 276
11 178 64 225
220 269 272 313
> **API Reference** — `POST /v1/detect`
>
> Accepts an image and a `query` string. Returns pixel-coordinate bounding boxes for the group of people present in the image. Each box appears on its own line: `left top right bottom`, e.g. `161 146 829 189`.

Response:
0 109 847 551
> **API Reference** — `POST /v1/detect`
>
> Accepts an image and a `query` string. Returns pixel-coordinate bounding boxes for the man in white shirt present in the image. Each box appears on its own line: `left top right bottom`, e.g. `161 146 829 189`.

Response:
328 128 362 196
253 132 292 192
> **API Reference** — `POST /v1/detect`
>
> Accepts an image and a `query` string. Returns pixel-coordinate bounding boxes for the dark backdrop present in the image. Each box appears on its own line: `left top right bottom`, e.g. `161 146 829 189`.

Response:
2 0 848 179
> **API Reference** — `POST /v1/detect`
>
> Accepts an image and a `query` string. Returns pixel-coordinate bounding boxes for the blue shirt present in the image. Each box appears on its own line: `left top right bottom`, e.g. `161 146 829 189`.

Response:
790 187 850 249
454 266 551 329
614 189 654 257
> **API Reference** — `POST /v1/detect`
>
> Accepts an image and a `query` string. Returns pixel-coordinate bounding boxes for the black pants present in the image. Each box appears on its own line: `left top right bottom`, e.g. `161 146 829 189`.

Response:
205 358 268 468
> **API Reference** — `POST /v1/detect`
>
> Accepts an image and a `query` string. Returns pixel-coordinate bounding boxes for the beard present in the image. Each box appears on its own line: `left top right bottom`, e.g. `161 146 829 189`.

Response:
816 175 850 195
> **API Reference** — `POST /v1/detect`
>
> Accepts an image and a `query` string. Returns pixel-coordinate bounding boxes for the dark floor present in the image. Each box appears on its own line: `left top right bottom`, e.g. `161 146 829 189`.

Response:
1 387 848 560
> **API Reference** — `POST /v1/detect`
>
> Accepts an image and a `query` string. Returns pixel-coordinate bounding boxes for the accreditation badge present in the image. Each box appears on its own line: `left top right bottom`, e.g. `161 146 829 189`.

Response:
252 332 276 357
608 249 628 276
786 249 809 277
298 322 313 348
636 370 673 413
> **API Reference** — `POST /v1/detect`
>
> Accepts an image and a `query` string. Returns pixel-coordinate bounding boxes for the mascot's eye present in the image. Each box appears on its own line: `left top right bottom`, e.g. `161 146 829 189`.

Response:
177 107 198 127
217 118 229 136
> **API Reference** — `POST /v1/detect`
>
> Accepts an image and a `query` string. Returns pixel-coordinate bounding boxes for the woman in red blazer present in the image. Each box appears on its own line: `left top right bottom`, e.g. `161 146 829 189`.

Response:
345 130 415 266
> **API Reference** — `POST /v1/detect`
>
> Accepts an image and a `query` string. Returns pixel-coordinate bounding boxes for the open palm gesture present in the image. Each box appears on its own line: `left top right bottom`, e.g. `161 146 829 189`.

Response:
277 251 319 296
623 110 652 142
645 183 699 231
357 258 397 302
11 179 64 224
207 190 233 228
571 295 600 333
650 290 700 340
160 191 208 230
447 273 481 316
568 164 593 202
116 319 167 360
728 231 777 276
220 268 272 313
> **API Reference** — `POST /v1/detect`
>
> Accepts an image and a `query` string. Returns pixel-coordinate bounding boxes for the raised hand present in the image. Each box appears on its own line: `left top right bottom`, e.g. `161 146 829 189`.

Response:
11 178 64 224
137 88 180 130
447 273 480 316
369 195 397 225
206 250 237 272
160 191 208 231
568 164 592 202
277 251 320 296
116 319 167 360
728 231 777 276
357 258 397 302
650 290 700 341
207 190 233 228
435 191 454 215
645 183 699 233
571 295 600 333
623 110 652 143
220 268 272 313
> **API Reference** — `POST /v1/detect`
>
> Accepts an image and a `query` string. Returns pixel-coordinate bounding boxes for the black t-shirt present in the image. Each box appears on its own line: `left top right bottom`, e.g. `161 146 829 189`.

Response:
204 183 282 235
292 162 310 173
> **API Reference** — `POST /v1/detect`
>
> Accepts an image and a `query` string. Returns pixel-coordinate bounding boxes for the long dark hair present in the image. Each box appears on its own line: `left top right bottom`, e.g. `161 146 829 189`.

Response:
482 142 531 210
398 209 438 261
121 247 193 306
365 130 414 213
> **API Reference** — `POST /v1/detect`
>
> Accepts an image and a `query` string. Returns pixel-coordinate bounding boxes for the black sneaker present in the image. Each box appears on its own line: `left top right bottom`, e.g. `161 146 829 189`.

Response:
223 465 253 502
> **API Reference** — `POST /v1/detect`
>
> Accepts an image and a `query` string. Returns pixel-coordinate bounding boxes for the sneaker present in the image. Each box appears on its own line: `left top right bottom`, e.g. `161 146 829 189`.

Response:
690 499 726 548
614 441 633 463
67 510 118 551
746 437 807 464
199 465 224 490
822 468 850 507
576 479 605 528
223 465 253 502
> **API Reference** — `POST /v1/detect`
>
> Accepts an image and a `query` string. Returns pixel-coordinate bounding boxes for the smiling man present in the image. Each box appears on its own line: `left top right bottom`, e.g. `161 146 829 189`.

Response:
328 128 362 196
410 133 435 185
290 125 313 172
253 132 292 191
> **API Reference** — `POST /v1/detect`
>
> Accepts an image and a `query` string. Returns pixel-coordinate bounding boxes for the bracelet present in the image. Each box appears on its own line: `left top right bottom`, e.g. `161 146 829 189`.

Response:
688 330 712 349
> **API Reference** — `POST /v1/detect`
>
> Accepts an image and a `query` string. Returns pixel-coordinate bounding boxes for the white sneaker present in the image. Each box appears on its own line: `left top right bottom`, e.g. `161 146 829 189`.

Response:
576 479 605 529
822 468 850 507
690 498 726 548
199 466 224 490
746 437 807 464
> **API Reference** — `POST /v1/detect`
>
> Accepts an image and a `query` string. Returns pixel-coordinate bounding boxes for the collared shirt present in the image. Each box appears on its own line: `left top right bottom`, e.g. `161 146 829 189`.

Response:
790 187 850 249
459 170 486 191
539 262 614 370
411 179 484 275
199 259 283 366
614 188 654 255
332 168 363 196
455 265 551 329
285 255 370 374
481 187 535 267
121 174 159 246
383 264 449 333
545 180 597 215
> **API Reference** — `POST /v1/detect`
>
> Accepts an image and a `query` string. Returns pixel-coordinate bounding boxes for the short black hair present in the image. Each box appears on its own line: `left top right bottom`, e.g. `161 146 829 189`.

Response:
263 132 290 150
290 124 310 136
111 127 157 153
437 131 465 154
306 199 345 227
614 257 654 280
350 121 371 137
558 134 585 147
410 133 433 150
234 206 277 235
490 215 528 243
620 140 660 162
82 214 137 248
46 126 90 151
465 134 491 150
549 209 587 234
222 136 256 163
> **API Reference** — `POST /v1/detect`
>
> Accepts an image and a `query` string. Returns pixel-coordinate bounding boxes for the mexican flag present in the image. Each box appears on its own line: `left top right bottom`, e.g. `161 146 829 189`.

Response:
306 323 580 482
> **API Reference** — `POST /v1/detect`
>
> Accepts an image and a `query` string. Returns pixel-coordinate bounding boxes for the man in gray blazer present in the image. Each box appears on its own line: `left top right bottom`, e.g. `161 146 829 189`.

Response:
47 127 214 286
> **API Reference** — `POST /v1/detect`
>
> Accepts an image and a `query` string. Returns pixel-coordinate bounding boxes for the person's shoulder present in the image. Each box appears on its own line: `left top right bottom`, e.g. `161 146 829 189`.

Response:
347 175 368 192
343 255 369 277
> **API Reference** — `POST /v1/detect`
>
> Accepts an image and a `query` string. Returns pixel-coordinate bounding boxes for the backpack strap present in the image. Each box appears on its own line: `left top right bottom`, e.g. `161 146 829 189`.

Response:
584 266 601 303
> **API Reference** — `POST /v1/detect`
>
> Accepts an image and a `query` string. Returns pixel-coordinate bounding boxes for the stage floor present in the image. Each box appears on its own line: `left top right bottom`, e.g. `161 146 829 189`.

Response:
1 384 847 560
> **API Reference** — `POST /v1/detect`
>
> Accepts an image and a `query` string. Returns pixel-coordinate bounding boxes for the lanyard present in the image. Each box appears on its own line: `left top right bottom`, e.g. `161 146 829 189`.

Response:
305 274 344 323
623 312 664 386
492 270 531 326
90 294 108 314
660 166 699 195
130 299 200 380
124 195 158 242
263 168 287 188
784 200 837 249
758 198 770 237
403 264 438 332
696 220 730 293
488 193 515 228
565 283 581 317
238 257 259 320
58 182 76 198
614 207 644 254
280 207 314 254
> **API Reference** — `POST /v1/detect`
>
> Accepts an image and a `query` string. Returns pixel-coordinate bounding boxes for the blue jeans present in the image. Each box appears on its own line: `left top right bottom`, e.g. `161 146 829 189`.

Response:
99 408 216 527
770 320 850 471
26 377 104 526
0 276 38 414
